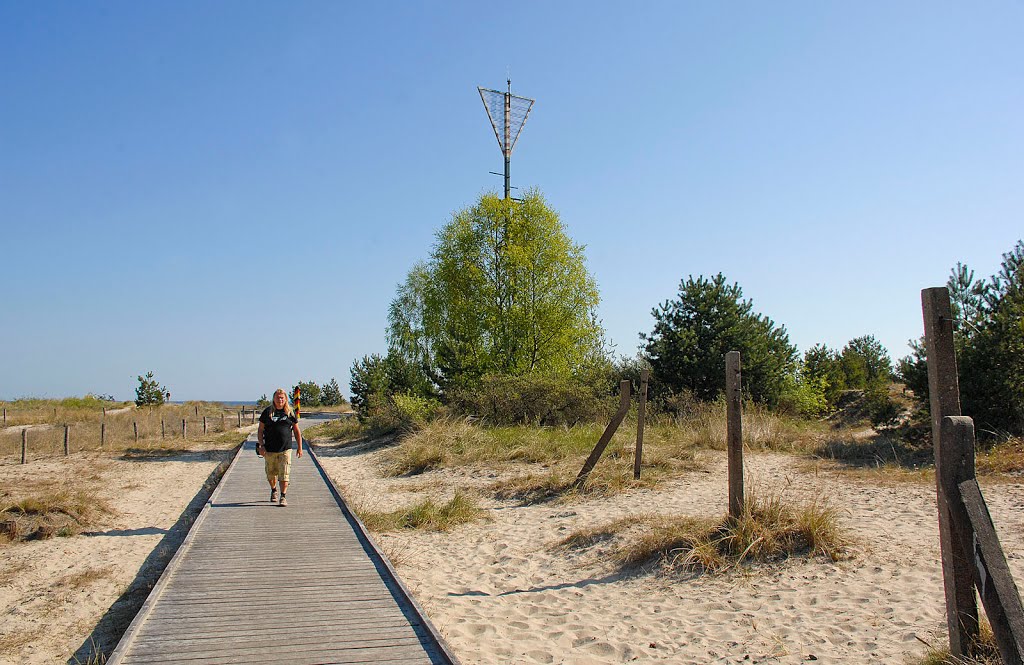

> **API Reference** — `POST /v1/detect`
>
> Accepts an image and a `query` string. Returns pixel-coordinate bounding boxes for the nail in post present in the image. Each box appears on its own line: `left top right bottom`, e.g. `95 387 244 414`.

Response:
726 351 744 519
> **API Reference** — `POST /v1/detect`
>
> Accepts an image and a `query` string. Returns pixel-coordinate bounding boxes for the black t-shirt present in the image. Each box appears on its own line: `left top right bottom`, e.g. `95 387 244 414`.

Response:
259 407 298 453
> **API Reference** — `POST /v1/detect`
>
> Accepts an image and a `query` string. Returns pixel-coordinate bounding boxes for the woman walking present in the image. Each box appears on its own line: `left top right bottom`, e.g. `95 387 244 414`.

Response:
257 388 303 506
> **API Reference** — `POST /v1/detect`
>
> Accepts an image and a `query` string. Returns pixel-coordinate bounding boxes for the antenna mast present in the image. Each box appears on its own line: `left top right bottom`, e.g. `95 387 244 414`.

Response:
478 80 535 199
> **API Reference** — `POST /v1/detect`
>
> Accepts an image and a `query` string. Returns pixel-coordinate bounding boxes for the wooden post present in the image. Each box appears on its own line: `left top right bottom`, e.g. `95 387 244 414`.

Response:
221 413 226 431
103 407 106 417
238 411 242 428
634 369 649 480
943 416 1024 663
133 421 139 443
64 425 70 456
575 381 631 488
194 405 199 417
923 287 978 655
161 418 165 439
251 409 256 424
182 419 187 439
726 351 744 519
21 429 27 464
203 416 207 434
3 407 6 425
101 422 106 448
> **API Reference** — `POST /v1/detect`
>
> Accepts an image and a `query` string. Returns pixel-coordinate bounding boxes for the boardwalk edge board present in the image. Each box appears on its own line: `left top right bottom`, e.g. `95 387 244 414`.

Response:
306 442 462 665
107 439 248 665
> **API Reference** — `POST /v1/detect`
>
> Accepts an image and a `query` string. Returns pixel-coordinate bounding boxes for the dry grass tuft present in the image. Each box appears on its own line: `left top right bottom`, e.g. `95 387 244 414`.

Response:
57 566 115 590
911 620 1000 664
0 486 114 543
0 627 46 658
558 490 849 575
356 491 486 532
977 436 1024 475
303 417 363 442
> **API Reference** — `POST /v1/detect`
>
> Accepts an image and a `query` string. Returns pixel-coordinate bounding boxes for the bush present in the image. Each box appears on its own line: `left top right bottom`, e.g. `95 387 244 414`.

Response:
447 373 610 426
777 373 829 418
364 393 441 434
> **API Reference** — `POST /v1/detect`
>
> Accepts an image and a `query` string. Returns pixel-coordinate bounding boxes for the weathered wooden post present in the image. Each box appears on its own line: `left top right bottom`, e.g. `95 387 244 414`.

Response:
221 413 226 431
133 421 139 443
21 428 27 464
726 351 744 519
3 407 6 425
101 422 106 448
251 408 256 424
575 380 631 488
237 411 242 428
182 419 187 439
194 405 199 417
634 369 649 480
161 418 165 439
923 286 978 655
203 416 207 434
64 425 70 456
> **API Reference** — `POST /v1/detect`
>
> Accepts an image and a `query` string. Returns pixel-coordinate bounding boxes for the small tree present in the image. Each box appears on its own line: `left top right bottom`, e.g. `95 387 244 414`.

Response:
321 378 344 406
135 371 168 407
292 381 322 407
256 394 270 409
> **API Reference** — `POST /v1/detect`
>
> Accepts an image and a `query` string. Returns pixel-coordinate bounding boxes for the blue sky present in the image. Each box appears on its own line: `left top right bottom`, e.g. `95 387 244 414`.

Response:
2 1 1021 401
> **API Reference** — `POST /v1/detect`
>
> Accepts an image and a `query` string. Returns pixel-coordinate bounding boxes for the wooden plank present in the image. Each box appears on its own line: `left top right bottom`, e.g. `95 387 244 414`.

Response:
108 420 458 665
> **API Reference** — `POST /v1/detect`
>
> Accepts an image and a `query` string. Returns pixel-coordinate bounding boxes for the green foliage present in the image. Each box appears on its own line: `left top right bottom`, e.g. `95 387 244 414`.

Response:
364 393 442 434
349 352 433 420
134 371 167 407
641 273 797 406
839 335 893 390
899 240 1024 436
447 373 611 426
386 190 603 393
292 380 321 407
777 372 830 418
256 394 270 409
801 344 846 407
320 378 345 406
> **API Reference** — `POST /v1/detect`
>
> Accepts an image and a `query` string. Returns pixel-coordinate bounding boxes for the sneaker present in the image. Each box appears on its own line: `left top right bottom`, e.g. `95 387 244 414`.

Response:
279 495 287 507
270 488 278 502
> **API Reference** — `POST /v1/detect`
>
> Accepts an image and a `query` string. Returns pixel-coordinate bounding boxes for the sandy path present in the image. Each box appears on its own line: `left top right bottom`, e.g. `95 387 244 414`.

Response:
315 444 1024 664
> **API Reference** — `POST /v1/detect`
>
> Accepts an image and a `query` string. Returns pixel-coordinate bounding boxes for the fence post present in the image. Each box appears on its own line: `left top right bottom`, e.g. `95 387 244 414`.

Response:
101 422 105 448
194 405 199 417
3 407 6 425
238 411 242 428
923 287 978 655
203 416 207 434
21 429 27 464
64 425 70 456
161 419 165 439
634 369 649 480
221 413 225 431
182 419 187 439
575 380 631 488
726 351 744 519
134 421 139 443
251 409 256 424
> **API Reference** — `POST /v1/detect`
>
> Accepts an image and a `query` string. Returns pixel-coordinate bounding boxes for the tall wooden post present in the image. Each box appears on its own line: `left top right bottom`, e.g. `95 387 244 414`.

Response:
133 421 139 443
203 416 208 434
3 407 6 425
251 409 256 424
726 351 744 519
182 419 187 439
21 429 27 464
101 422 106 448
161 418 165 439
634 369 649 480
64 425 70 456
221 413 226 431
923 287 978 655
194 405 199 417
238 411 242 428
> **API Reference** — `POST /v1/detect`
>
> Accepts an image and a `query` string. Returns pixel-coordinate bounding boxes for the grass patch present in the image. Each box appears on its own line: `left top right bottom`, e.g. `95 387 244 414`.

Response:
0 487 114 543
356 491 485 532
558 491 848 575
911 620 1000 664
57 567 115 590
977 436 1024 475
303 417 363 442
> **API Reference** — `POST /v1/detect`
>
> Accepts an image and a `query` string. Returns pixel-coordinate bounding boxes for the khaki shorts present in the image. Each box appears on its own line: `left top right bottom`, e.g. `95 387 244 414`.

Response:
264 450 291 483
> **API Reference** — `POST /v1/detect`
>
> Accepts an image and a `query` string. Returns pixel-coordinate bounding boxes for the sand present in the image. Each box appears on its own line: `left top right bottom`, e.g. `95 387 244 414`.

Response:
314 443 1024 664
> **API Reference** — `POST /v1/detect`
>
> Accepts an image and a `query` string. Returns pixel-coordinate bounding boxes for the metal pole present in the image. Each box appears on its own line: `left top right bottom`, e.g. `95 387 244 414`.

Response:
504 79 511 200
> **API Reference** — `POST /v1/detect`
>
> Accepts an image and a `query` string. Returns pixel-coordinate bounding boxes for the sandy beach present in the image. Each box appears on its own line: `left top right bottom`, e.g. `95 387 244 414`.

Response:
314 441 1024 664
3 427 1023 664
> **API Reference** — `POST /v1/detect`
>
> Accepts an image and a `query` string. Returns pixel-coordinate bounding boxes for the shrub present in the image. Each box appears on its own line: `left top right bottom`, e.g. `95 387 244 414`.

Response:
447 373 610 426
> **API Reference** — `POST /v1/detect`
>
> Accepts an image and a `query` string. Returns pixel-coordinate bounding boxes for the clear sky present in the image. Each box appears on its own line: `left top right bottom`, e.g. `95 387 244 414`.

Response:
2 1 1021 401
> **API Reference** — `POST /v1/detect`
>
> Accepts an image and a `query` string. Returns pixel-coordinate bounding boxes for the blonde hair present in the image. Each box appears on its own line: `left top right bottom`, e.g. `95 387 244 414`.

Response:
272 388 295 417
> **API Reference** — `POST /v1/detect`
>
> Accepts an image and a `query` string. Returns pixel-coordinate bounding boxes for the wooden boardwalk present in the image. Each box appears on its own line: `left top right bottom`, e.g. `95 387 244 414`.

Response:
109 415 458 665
